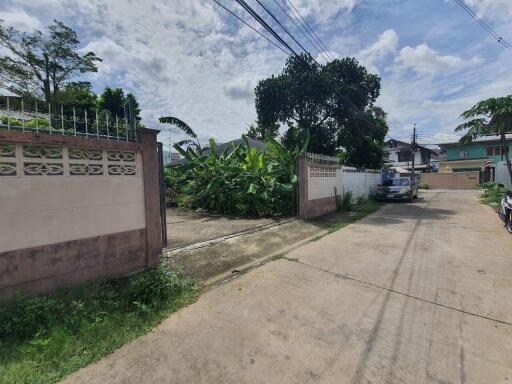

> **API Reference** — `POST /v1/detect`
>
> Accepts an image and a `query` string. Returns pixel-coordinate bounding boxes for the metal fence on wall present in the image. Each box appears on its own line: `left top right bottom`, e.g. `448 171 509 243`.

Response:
0 95 137 142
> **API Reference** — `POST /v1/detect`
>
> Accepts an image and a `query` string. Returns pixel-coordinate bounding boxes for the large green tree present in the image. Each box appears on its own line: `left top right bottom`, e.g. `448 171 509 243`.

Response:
56 81 98 116
455 95 512 183
98 86 141 121
253 54 387 165
0 20 101 105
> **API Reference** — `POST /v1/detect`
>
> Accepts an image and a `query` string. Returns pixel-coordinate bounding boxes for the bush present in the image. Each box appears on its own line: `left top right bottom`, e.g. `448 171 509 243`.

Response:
480 182 511 207
0 260 196 340
479 181 498 190
340 191 353 211
419 183 430 189
165 134 309 217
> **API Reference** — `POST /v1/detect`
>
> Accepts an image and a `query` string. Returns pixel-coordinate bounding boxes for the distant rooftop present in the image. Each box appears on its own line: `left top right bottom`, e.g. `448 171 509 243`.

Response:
438 134 512 146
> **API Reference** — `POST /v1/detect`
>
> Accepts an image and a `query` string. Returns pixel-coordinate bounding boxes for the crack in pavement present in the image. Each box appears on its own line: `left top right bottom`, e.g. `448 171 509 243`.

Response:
287 258 512 327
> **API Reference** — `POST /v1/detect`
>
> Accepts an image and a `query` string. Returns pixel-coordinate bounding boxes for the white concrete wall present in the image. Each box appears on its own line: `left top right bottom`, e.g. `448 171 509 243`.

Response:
496 161 511 187
306 164 381 201
0 143 146 252
307 166 342 200
340 168 381 200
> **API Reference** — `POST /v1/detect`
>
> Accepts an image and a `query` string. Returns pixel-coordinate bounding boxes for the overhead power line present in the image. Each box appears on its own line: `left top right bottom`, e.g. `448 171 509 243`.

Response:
252 0 320 65
452 0 512 52
210 0 291 56
283 0 336 61
270 0 330 62
234 0 300 57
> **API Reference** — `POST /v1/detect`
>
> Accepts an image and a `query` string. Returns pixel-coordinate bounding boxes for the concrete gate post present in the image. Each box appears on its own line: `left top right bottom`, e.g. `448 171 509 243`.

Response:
138 128 163 266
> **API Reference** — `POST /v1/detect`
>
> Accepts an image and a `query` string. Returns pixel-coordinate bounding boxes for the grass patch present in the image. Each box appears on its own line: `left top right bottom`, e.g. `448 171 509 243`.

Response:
311 198 384 242
479 182 511 210
0 260 199 384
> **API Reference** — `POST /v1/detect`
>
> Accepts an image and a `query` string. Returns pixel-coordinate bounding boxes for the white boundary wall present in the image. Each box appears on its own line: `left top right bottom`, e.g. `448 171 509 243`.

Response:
306 165 382 201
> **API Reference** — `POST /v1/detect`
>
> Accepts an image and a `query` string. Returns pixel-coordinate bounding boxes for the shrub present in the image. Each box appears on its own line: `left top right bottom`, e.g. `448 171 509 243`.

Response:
165 133 309 217
419 183 430 189
0 260 196 340
340 191 353 211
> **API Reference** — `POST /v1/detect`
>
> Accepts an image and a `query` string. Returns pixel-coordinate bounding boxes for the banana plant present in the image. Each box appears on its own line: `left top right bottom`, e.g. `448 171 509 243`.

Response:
159 116 202 154
164 130 310 217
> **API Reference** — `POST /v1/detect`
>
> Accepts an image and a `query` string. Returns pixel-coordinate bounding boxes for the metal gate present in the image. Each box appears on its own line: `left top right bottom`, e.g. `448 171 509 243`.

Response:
157 142 168 247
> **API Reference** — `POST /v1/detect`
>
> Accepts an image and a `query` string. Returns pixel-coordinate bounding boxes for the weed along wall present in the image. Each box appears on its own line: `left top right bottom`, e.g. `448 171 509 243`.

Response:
0 128 162 300
298 154 382 219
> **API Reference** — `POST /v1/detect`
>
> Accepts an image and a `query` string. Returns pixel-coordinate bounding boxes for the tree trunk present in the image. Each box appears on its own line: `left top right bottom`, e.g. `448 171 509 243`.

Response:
501 132 512 185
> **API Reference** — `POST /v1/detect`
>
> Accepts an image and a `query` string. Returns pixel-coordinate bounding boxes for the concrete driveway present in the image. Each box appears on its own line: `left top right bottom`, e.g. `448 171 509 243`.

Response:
63 190 512 384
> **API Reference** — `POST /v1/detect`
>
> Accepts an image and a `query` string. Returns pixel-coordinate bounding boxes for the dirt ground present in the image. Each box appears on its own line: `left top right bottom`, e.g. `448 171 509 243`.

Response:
63 190 512 384
166 208 289 249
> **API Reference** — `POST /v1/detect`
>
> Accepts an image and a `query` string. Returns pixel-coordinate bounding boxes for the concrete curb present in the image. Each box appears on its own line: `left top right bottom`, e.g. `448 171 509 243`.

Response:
203 227 330 289
163 217 299 256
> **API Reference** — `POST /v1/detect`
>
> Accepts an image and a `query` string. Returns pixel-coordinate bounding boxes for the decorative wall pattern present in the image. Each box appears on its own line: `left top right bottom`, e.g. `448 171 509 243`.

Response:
70 163 104 176
69 148 103 161
309 167 337 178
0 144 16 157
23 145 63 159
24 162 64 176
107 151 136 162
0 144 17 176
108 164 137 176
0 143 138 177
0 162 16 176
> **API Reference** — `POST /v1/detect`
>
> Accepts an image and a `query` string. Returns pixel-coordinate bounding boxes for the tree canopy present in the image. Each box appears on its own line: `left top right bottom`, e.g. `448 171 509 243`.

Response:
0 20 101 105
455 95 512 183
252 54 387 168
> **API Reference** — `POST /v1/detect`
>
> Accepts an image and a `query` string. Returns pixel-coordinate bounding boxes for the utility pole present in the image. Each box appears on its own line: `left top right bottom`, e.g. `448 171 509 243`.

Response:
411 124 417 181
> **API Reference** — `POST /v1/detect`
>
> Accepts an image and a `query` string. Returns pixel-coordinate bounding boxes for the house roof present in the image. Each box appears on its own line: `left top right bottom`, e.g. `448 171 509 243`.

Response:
384 139 436 155
438 134 512 146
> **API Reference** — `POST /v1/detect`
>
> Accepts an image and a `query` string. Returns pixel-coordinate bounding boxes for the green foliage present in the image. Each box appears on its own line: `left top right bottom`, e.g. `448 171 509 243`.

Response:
97 87 141 123
254 54 388 167
479 182 511 208
159 116 201 153
0 20 101 104
419 183 430 190
1 115 50 129
0 260 195 341
165 133 308 217
0 260 197 384
340 191 353 211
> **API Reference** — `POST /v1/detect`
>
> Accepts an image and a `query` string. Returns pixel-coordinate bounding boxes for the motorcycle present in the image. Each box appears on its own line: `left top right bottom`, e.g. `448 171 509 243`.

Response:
498 191 512 234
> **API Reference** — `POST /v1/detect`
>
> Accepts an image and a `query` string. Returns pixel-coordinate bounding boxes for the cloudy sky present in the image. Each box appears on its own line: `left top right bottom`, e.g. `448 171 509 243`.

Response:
1 0 511 146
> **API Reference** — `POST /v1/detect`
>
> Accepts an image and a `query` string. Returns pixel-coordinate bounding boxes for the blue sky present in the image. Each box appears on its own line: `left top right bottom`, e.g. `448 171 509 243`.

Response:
1 0 511 146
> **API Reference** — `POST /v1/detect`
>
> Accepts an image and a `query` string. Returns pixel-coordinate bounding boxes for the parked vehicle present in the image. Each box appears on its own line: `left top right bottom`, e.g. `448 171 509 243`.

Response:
376 177 418 202
498 191 512 234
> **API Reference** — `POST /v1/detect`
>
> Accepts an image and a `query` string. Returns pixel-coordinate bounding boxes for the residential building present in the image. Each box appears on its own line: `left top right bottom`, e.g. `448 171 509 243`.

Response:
383 139 437 173
437 134 512 181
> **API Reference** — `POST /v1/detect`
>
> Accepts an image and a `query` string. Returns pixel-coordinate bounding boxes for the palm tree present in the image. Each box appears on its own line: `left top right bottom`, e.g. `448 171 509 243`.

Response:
159 116 201 153
455 96 512 184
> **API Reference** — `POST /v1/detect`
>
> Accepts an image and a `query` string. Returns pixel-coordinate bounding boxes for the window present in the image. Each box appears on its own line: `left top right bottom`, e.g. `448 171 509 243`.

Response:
486 146 501 156
458 150 469 159
383 178 410 186
398 152 411 162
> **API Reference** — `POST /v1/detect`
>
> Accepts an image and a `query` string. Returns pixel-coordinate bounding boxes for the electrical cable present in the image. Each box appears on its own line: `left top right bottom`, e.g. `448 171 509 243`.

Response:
210 0 291 56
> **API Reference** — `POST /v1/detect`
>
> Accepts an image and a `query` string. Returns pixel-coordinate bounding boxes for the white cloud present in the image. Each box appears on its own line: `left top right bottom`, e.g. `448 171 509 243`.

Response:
0 9 42 31
393 43 482 76
223 77 257 103
464 0 512 22
357 29 399 73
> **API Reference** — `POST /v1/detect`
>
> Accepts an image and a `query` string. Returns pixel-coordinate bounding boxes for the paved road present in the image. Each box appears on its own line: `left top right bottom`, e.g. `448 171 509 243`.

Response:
63 190 512 384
